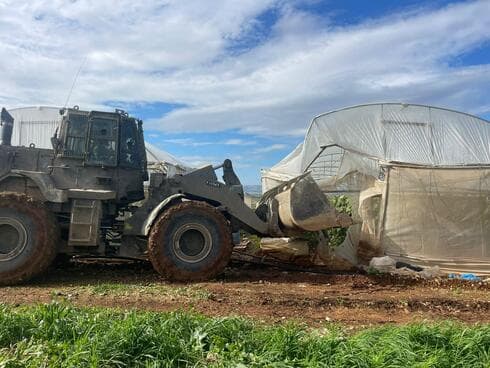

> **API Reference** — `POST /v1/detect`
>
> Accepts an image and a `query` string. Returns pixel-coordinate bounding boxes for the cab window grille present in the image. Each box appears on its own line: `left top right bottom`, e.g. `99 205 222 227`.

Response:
63 114 88 158
86 118 118 166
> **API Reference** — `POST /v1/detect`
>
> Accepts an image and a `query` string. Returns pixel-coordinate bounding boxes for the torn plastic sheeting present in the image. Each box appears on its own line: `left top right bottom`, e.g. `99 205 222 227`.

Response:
260 237 309 257
369 256 396 272
369 256 441 278
260 236 357 270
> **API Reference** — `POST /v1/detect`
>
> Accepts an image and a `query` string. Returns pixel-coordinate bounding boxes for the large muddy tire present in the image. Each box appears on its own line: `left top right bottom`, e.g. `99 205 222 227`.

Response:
148 201 233 281
0 193 59 285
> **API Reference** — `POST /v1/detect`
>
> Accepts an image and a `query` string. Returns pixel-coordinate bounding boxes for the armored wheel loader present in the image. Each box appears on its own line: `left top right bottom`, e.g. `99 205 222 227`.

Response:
0 106 350 284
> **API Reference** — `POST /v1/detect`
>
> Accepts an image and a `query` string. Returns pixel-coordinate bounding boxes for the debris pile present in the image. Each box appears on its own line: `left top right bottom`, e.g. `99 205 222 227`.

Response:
368 256 441 279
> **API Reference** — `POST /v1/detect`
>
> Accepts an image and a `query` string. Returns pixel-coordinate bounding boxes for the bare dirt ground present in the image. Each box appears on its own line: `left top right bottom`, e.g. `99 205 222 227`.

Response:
1 260 489 328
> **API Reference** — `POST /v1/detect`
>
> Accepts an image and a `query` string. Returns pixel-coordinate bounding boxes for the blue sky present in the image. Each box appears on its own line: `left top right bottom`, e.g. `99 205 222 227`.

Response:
0 0 489 184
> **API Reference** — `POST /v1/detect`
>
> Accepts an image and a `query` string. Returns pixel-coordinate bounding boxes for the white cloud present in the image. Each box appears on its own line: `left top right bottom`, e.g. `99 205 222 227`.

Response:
177 155 217 168
163 138 213 146
254 143 287 153
178 153 245 168
0 0 489 138
162 137 256 146
223 138 256 146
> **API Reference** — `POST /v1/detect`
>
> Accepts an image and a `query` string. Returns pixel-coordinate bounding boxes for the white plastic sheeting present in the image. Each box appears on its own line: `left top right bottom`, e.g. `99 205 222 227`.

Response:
145 142 187 167
262 103 490 274
145 142 191 176
9 106 61 149
381 166 490 275
263 103 490 190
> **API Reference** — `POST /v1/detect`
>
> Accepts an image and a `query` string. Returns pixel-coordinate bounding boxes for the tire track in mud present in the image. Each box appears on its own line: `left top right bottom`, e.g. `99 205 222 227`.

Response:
256 295 490 312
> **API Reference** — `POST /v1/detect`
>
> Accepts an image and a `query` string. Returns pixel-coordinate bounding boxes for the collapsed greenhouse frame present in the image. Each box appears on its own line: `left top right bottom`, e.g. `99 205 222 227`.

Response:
262 103 490 275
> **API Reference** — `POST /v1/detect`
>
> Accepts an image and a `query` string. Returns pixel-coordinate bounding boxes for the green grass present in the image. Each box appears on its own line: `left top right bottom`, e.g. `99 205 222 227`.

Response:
0 303 489 367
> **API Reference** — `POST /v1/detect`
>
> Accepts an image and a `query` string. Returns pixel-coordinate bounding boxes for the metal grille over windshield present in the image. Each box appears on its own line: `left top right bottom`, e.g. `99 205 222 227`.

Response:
119 118 140 169
63 114 88 158
87 118 118 166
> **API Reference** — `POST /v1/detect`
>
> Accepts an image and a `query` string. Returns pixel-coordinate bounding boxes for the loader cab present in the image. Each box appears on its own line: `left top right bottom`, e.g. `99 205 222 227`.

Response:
54 107 148 202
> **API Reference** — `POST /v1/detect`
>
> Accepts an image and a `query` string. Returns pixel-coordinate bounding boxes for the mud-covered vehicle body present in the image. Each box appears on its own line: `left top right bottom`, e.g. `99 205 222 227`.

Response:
0 107 349 284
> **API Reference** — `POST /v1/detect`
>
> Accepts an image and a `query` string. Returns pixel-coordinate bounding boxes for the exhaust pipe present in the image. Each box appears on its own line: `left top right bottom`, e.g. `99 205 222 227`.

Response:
0 108 13 146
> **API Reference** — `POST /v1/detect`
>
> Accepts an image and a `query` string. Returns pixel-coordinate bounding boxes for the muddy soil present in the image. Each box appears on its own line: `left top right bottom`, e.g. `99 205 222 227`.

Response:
1 260 489 328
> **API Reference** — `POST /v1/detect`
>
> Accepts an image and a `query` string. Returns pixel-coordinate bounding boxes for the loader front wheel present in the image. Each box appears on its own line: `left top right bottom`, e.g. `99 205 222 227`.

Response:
0 193 59 285
148 201 233 281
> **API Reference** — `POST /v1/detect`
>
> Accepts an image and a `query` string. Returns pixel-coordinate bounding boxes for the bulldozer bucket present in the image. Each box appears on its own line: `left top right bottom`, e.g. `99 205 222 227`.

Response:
260 173 352 233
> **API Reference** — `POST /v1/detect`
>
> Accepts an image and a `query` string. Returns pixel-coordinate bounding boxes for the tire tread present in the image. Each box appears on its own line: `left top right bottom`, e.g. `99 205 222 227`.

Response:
148 201 232 281
0 192 59 285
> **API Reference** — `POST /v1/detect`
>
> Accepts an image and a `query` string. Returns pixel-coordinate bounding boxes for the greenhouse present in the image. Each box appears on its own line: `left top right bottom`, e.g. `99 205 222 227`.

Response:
262 103 490 274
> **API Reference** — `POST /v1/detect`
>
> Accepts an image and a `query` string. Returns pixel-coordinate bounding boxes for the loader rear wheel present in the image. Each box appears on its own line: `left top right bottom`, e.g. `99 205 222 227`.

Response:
148 201 233 281
0 193 59 285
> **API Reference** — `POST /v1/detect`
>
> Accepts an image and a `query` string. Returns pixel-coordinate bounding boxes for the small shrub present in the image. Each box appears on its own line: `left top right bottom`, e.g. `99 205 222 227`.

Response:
299 194 353 249
326 195 353 247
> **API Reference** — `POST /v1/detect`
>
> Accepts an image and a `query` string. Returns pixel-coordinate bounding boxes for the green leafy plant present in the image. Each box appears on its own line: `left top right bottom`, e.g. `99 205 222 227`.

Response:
299 195 353 249
326 195 353 247
0 303 489 367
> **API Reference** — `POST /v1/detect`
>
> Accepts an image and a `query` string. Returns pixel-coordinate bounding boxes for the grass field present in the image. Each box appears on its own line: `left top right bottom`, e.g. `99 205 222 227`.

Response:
0 303 489 367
